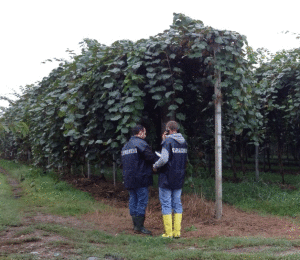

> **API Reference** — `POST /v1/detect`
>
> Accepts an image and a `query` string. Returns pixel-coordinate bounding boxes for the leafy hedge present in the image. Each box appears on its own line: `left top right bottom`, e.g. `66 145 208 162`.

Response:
0 13 262 172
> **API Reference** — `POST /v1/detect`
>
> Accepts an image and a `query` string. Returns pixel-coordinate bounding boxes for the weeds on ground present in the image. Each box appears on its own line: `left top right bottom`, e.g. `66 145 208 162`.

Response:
0 174 22 229
0 159 109 216
184 168 300 218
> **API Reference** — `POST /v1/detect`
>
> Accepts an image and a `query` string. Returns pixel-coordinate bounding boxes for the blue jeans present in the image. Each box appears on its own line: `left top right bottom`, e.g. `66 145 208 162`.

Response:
128 187 149 216
159 187 182 215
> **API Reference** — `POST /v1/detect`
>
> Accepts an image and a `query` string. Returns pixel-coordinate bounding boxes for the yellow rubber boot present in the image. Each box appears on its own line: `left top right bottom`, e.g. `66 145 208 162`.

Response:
162 214 173 238
173 213 182 238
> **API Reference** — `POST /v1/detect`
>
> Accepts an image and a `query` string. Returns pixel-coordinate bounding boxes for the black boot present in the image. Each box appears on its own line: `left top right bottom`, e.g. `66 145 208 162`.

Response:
135 216 151 234
131 215 139 231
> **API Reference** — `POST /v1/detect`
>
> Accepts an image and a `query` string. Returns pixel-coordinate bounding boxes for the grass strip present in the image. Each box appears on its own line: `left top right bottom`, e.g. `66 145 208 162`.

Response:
0 174 22 230
0 159 109 217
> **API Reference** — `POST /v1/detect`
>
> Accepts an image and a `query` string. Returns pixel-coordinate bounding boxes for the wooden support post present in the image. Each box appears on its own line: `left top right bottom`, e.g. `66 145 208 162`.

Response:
255 145 259 181
214 48 222 219
87 160 91 179
113 154 116 187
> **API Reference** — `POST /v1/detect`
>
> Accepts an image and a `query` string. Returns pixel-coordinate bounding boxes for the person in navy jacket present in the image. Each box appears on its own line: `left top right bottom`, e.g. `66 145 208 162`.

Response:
121 125 158 234
153 121 188 238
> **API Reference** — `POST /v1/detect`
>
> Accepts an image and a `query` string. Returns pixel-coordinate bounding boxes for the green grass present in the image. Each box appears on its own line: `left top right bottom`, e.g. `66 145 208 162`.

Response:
0 159 109 216
0 174 22 230
184 168 300 218
1 159 300 259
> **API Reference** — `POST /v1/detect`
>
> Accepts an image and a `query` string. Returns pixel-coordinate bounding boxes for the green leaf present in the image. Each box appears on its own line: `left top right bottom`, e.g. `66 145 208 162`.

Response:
173 67 182 73
161 74 172 80
232 89 241 97
64 129 76 137
235 129 243 135
165 91 175 98
149 86 166 93
147 73 156 79
111 142 119 148
168 104 178 111
146 67 155 72
100 91 108 100
80 140 87 146
125 97 136 103
132 62 143 70
109 68 121 74
152 94 162 100
167 111 174 117
149 80 157 86
121 128 129 134
175 98 184 104
174 84 183 91
215 37 223 44
105 138 112 145
224 71 233 76
236 68 244 74
111 114 122 121
109 91 119 97
188 52 202 58
192 42 207 50
108 100 115 105
104 83 114 89
121 115 130 124
122 105 134 113
169 54 176 59
176 113 186 121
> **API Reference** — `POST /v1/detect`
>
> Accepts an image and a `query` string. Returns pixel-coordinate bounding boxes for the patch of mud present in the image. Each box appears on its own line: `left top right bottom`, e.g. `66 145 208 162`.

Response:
0 225 79 258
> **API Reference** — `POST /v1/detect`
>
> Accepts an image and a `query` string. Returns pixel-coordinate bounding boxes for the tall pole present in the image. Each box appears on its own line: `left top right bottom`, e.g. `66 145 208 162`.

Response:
113 154 116 187
87 160 91 179
255 145 259 181
214 48 222 219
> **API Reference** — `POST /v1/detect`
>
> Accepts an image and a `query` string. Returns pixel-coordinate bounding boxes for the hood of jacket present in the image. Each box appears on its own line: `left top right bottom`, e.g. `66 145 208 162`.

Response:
167 133 186 144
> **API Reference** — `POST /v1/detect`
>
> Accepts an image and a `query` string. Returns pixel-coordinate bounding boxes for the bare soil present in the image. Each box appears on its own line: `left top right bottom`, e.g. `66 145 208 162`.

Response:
65 175 300 240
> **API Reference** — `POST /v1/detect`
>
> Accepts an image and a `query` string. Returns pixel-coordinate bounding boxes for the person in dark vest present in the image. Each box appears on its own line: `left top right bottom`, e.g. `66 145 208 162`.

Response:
153 121 188 238
121 125 158 234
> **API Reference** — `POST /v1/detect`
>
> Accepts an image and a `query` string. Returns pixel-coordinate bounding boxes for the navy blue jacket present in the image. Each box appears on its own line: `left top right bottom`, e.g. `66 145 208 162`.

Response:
121 136 158 190
153 133 187 189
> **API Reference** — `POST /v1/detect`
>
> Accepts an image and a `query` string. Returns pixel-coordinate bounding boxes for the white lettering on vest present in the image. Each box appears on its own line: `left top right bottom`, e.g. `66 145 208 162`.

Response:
121 148 137 156
172 148 187 154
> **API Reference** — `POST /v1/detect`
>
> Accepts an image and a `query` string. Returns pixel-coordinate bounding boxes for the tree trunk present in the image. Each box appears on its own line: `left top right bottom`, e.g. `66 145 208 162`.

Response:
255 145 259 181
113 154 116 187
263 144 266 172
239 138 246 175
277 141 285 184
87 160 91 179
230 144 237 181
266 143 271 171
208 149 212 177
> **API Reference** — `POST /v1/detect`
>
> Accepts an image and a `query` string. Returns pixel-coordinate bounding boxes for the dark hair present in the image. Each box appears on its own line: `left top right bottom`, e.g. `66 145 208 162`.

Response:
131 125 145 135
166 121 179 131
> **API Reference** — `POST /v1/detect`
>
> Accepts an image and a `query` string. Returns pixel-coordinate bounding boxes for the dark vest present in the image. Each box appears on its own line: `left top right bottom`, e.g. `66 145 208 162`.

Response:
121 136 154 189
159 137 188 189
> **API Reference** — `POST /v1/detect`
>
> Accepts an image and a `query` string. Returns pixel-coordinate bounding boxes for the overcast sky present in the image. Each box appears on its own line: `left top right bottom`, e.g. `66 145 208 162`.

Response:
0 0 299 107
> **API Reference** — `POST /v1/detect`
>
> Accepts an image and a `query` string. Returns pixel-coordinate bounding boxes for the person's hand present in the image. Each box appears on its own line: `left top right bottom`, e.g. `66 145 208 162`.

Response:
153 167 157 173
162 131 168 141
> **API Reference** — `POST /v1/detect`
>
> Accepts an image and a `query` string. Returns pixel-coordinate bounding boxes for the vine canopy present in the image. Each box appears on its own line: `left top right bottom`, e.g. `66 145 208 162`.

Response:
1 13 256 169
